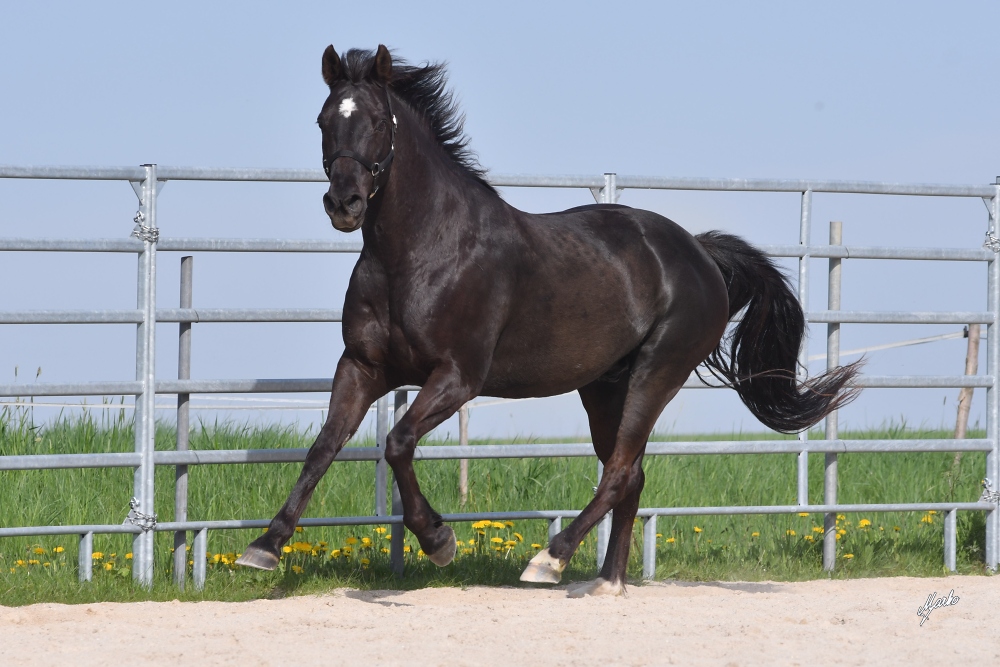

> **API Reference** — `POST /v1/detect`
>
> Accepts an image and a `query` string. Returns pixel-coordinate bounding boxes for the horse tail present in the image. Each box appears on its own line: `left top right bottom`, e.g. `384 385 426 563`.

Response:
695 230 861 433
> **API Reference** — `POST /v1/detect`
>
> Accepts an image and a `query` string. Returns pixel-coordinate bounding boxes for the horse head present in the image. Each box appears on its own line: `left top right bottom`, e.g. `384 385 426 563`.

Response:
317 44 396 232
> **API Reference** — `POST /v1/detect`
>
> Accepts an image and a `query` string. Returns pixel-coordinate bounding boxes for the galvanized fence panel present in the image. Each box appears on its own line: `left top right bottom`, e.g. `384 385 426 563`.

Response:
0 164 998 588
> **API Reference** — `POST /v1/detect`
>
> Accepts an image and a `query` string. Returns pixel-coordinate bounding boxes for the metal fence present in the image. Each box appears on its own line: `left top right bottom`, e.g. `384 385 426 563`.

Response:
1 165 997 589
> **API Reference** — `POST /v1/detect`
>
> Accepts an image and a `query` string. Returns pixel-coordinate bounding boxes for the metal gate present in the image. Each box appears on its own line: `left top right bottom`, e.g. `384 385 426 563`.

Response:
1 165 997 588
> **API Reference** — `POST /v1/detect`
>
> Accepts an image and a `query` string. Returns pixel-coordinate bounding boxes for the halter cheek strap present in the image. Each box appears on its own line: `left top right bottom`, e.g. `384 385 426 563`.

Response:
324 86 397 199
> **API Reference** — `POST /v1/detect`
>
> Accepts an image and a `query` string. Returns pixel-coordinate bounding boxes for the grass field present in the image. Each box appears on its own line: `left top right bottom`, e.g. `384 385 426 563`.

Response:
0 403 992 606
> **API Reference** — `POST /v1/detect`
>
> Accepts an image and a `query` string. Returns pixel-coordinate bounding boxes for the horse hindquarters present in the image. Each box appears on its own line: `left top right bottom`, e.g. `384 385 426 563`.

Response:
696 231 861 433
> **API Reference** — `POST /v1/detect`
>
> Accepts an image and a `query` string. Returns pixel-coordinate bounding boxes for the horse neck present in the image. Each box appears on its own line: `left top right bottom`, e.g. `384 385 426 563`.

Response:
361 103 503 257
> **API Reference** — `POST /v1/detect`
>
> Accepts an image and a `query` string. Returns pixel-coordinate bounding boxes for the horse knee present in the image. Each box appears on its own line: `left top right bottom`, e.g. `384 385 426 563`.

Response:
384 427 414 468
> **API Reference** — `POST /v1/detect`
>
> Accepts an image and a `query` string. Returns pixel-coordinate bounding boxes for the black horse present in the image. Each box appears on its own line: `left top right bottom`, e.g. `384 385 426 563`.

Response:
236 45 860 595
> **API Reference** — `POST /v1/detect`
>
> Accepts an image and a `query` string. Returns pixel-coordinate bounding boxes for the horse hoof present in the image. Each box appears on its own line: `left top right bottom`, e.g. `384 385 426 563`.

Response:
519 548 565 584
235 545 280 571
427 525 457 567
566 577 623 598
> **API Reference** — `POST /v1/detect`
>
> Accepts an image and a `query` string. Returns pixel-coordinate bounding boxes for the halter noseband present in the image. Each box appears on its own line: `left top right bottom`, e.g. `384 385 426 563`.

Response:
323 85 397 199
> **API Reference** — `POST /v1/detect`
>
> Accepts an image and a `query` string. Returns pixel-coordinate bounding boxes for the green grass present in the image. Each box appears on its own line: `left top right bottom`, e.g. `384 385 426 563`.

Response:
0 403 992 606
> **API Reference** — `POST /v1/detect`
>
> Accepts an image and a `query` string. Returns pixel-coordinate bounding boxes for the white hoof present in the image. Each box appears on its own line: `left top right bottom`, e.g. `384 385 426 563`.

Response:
519 548 565 584
427 526 457 567
566 577 623 598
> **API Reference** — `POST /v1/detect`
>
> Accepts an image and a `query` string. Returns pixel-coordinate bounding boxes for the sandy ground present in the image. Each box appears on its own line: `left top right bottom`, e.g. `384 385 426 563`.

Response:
2 576 998 666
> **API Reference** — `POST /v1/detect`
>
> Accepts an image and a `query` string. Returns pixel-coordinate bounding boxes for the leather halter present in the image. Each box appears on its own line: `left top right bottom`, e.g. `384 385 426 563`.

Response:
323 85 396 199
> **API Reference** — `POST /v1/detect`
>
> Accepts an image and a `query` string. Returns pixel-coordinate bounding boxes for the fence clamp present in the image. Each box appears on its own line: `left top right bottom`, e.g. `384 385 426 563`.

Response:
130 210 159 244
123 497 158 532
980 479 1000 504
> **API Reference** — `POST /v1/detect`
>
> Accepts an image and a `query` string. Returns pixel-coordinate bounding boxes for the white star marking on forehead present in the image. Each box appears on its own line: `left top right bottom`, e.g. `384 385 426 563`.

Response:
338 97 357 118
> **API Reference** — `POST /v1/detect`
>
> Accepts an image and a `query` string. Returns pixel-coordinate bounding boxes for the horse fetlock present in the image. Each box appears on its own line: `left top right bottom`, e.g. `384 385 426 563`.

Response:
519 548 566 584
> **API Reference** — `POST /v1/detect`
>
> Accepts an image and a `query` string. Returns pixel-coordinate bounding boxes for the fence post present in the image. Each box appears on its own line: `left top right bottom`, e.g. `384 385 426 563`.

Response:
459 404 469 506
193 528 207 591
642 515 657 579
594 172 621 570
986 184 1000 571
78 531 93 583
131 164 159 588
174 256 193 588
944 509 957 571
823 221 842 571
796 190 813 506
375 395 389 517
390 390 408 575
954 324 980 439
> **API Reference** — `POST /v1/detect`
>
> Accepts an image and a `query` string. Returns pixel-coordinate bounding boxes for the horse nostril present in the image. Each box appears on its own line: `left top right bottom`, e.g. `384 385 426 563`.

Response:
344 194 364 216
323 192 337 213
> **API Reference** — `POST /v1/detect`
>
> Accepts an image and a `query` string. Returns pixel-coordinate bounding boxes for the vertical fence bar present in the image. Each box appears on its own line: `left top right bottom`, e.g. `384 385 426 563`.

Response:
375 395 389 517
796 190 813 505
193 528 207 591
390 390 408 575
594 171 619 569
823 221 842 571
944 509 957 571
548 517 561 543
173 256 193 588
987 185 1000 570
459 404 469 506
78 531 93 583
642 515 657 579
131 164 158 587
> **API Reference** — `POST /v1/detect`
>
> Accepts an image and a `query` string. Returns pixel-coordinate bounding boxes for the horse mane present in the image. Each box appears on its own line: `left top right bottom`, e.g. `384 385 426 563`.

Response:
339 49 494 191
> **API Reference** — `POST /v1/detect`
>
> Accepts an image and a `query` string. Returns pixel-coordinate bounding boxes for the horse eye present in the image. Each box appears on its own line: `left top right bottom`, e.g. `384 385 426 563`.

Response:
375 120 386 133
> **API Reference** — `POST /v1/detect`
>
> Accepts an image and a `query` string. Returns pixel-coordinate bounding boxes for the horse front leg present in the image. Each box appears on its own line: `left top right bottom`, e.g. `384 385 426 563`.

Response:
384 366 475 567
236 357 385 570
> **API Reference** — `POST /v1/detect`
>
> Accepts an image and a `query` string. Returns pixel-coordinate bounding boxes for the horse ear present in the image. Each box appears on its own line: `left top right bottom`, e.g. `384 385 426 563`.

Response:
322 45 343 87
371 44 392 84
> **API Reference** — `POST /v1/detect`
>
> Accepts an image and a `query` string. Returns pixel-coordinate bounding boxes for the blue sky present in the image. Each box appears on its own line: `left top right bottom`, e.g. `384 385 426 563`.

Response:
1 2 998 437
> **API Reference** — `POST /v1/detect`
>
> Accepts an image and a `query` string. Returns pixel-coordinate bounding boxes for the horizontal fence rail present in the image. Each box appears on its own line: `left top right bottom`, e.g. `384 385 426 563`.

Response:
1 164 998 588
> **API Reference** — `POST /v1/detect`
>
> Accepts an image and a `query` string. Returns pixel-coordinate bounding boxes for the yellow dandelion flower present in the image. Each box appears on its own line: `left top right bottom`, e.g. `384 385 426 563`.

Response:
843 553 854 560
858 519 871 528
261 527 268 533
472 520 488 529
467 539 475 546
92 552 104 560
798 512 810 517
462 548 473 555
504 521 514 528
455 540 464 547
513 533 523 542
330 549 341 558
417 549 425 557
693 526 702 533
125 553 133 560
921 515 934 524
311 550 319 557
32 547 45 555
751 532 760 538
345 537 359 545
836 533 842 540
836 514 846 520
104 563 113 571
656 533 663 538
291 565 304 574
188 560 194 566
927 510 938 515
15 560 25 567
504 540 517 548
211 554 221 564
53 546 65 554
318 541 328 547
385 534 392 540
381 547 389 554
490 537 504 544
42 562 50 567
812 526 824 533
803 535 814 542
361 537 372 547
666 537 676 543
110 553 116 559
282 546 292 554
9 568 14 573
403 545 412 553
291 541 312 553
786 530 796 536
28 559 40 566
491 522 505 530
295 526 304 533
494 546 503 552
374 527 387 534
343 546 353 555
531 543 542 549
477 530 486 536
893 526 901 532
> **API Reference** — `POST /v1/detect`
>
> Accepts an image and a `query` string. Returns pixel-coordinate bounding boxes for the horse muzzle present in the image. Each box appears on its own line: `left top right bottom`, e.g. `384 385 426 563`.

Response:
323 191 366 232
